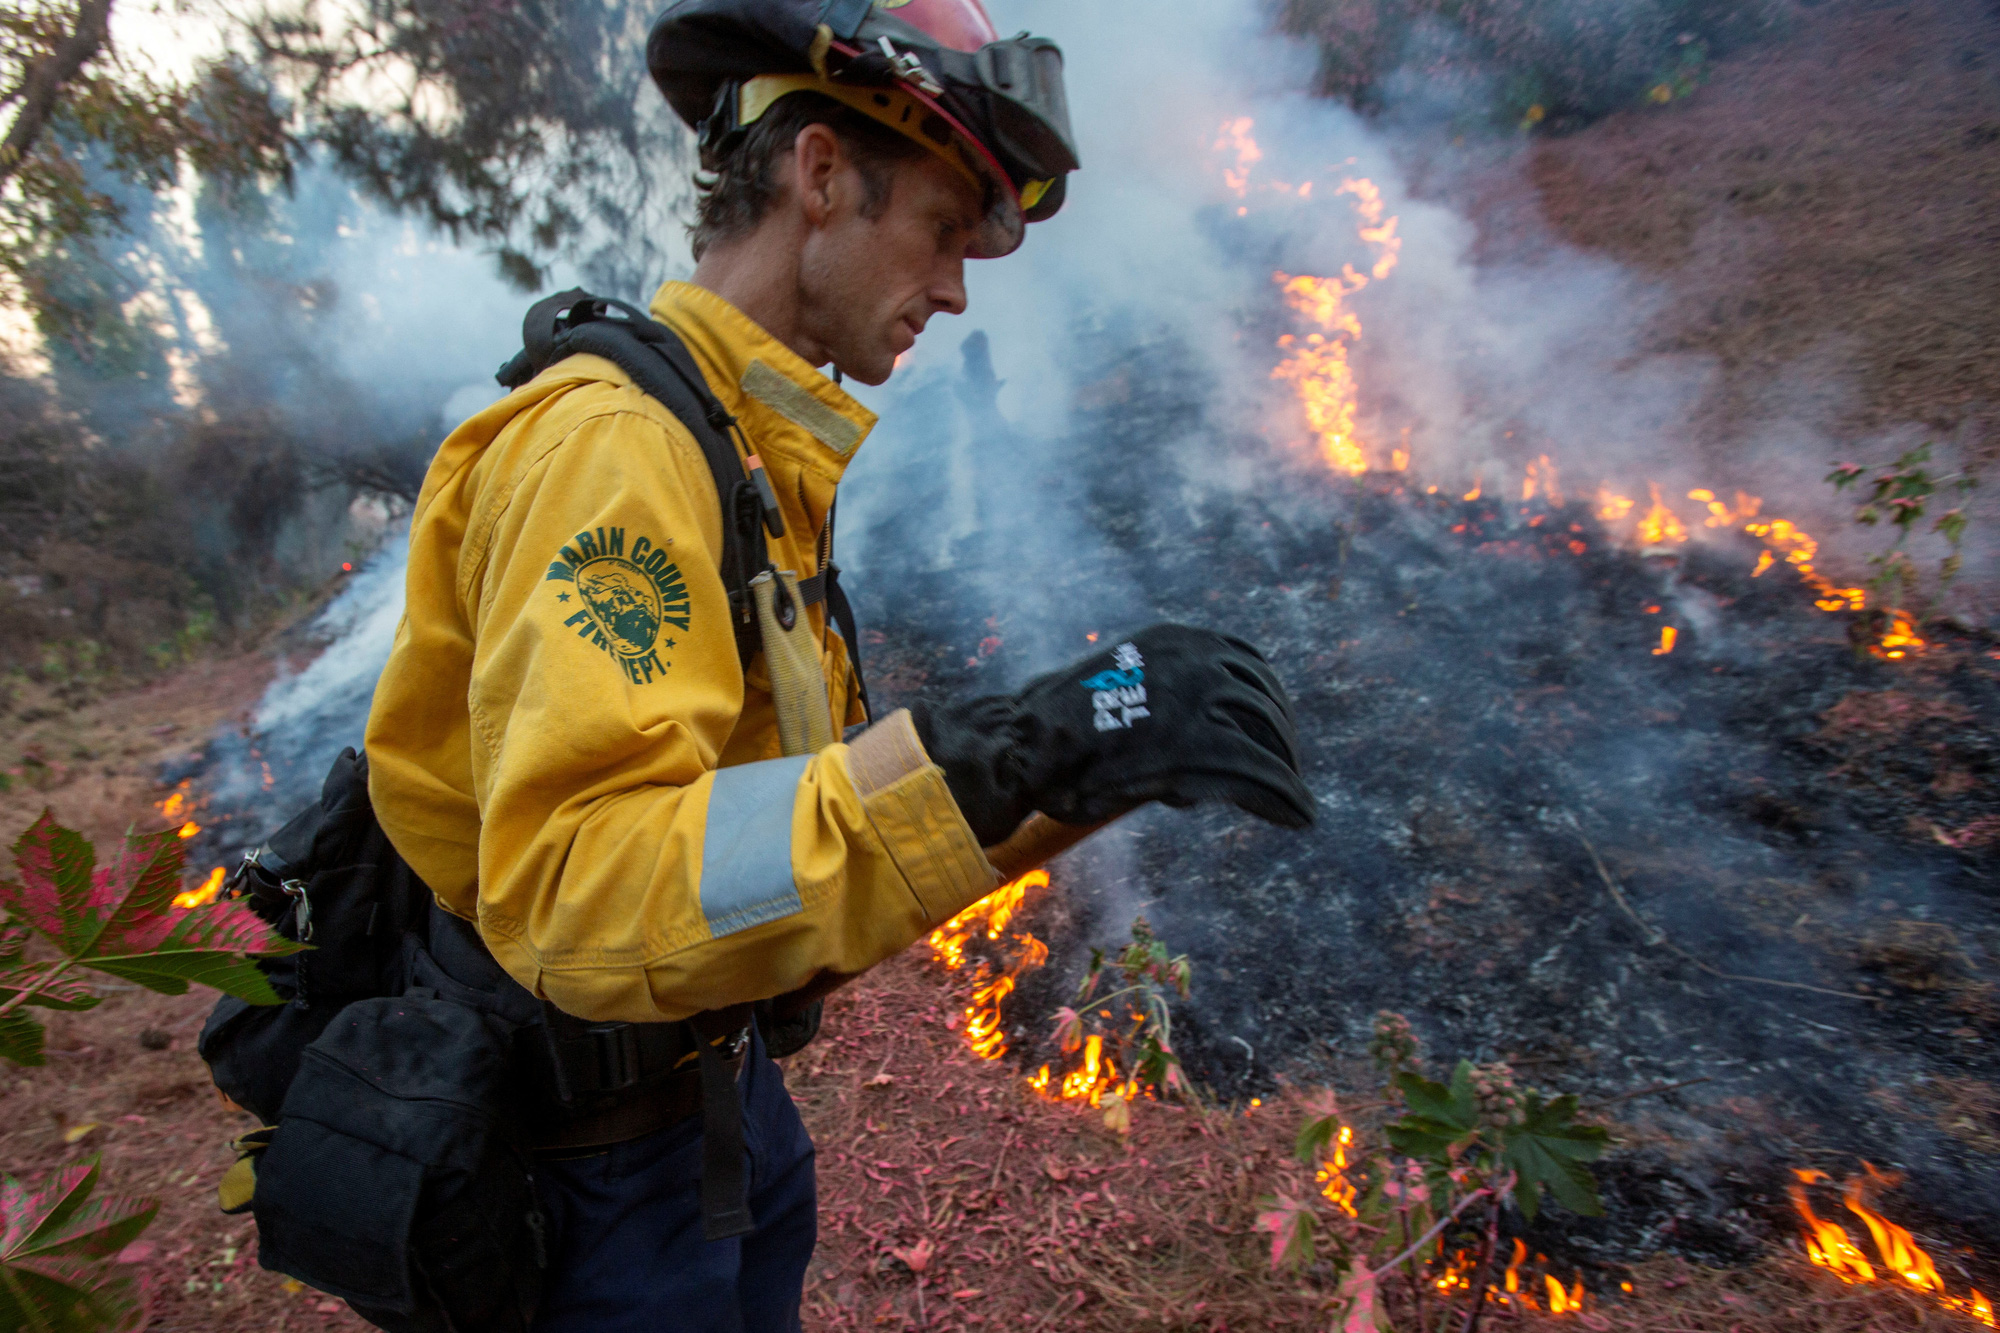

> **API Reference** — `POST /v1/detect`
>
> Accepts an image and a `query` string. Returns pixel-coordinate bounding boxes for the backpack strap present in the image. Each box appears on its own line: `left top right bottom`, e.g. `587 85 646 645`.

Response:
499 290 776 670
497 289 872 721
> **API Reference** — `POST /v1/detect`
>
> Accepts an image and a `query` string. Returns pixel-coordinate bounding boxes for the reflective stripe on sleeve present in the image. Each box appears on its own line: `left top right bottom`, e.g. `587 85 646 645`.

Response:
699 755 811 938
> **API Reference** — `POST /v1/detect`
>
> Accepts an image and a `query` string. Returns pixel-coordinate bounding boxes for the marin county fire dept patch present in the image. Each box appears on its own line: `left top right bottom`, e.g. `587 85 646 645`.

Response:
544 527 688 685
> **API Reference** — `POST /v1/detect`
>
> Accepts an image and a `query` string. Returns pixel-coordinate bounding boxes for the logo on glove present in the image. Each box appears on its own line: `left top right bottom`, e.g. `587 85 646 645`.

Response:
1080 642 1151 732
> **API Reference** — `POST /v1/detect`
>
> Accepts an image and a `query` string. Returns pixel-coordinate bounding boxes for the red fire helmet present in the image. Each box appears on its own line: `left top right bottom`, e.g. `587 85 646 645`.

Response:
649 0 1078 257
871 0 998 52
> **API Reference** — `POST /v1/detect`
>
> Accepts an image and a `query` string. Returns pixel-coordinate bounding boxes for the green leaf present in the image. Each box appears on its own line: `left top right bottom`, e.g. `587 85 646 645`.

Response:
1498 1092 1609 1222
0 1157 157 1332
1296 1113 1344 1164
0 1010 47 1067
1 814 300 1007
1385 1062 1481 1164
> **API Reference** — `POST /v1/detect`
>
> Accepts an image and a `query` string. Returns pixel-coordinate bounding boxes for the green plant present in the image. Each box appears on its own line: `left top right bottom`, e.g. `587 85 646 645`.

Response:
1048 915 1196 1129
0 1155 158 1333
1828 445 1978 615
0 811 300 1066
0 813 296 1330
1258 1011 1610 1327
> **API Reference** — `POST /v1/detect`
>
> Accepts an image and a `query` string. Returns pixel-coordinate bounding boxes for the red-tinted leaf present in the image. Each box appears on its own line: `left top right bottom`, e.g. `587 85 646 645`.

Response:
0 963 100 1013
2 811 96 950
2 1159 99 1256
1 1158 157 1332
3 815 300 1004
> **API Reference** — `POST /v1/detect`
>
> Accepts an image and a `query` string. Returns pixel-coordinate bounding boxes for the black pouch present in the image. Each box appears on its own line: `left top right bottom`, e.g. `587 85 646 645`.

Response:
252 994 545 1332
199 748 433 1122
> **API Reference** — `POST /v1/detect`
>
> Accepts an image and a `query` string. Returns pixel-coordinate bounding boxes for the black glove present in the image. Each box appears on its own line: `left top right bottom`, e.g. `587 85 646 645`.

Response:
912 623 1314 845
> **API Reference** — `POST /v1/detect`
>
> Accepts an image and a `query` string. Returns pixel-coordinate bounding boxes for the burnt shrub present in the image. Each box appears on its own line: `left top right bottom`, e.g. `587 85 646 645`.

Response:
1275 0 1794 129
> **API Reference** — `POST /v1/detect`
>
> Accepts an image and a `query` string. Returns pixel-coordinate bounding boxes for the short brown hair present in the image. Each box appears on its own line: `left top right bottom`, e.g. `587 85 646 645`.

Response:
689 93 928 260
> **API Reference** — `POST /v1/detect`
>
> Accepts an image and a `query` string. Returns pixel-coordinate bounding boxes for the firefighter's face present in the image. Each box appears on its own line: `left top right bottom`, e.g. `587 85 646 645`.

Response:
795 128 980 386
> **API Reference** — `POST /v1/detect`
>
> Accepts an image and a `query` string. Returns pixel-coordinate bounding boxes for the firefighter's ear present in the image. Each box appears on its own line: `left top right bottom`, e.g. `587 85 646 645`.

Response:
791 122 844 228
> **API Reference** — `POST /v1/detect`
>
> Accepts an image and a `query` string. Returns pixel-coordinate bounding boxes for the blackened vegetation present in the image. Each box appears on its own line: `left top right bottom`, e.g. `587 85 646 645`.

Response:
853 331 2000 1285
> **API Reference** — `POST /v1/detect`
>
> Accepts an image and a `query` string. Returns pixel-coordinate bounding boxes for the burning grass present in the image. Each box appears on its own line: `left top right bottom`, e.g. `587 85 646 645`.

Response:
790 944 2000 1332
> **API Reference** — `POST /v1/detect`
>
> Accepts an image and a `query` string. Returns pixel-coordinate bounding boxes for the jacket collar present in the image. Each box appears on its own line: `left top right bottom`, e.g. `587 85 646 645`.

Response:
648 281 876 485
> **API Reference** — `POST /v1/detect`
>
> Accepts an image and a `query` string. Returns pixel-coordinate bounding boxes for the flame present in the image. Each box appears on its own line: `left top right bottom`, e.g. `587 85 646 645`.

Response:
173 866 226 910
1597 486 1635 521
1875 611 1926 661
1266 179 1400 477
1463 478 1483 502
176 821 200 840
927 870 1051 1062
1545 1273 1585 1314
1636 483 1690 546
1741 515 1867 612
1214 117 1261 197
159 791 188 819
1523 455 1564 506
1792 1167 1995 1325
1316 1124 1359 1217
1503 1238 1526 1299
1654 626 1678 656
1390 448 1409 472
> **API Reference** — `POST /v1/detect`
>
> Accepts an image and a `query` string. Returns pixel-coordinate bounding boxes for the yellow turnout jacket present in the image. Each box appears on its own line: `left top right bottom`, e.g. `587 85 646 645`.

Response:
364 281 997 1024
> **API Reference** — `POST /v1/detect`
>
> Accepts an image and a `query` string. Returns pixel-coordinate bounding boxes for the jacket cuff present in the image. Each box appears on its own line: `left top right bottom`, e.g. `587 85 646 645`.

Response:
845 709 1000 922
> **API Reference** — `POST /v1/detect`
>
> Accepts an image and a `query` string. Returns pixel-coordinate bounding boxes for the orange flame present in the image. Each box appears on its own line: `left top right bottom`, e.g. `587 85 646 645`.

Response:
1875 611 1926 661
1792 1167 1994 1325
1653 626 1678 656
1545 1273 1585 1314
927 870 1051 1062
1523 456 1564 506
1214 117 1261 197
1316 1124 1359 1218
1597 486 1635 522
1266 179 1400 477
176 821 200 840
173 866 226 910
1636 483 1690 546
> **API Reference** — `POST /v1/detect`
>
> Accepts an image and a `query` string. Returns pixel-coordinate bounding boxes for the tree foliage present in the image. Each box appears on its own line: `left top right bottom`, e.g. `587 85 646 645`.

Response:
1 0 293 347
248 0 690 295
2 0 691 352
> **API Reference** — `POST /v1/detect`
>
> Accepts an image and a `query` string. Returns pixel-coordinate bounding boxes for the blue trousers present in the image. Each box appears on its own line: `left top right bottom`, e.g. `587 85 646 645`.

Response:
530 1031 817 1333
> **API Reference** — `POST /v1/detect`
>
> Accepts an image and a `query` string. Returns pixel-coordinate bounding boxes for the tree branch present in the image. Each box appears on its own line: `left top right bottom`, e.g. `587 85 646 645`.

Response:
0 0 114 191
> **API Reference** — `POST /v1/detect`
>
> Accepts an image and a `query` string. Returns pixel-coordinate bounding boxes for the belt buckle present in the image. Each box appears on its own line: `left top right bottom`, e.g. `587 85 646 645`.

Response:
589 1024 642 1092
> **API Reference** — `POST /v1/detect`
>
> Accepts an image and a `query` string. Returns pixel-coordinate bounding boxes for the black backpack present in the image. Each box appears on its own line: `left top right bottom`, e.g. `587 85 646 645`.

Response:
198 294 864 1330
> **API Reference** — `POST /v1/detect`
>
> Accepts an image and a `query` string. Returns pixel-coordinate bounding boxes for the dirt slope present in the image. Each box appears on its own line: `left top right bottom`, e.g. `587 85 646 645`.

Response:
1473 0 2000 457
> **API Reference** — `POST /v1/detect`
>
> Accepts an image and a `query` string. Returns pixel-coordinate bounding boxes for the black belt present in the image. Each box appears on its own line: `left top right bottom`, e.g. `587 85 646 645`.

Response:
424 861 760 1238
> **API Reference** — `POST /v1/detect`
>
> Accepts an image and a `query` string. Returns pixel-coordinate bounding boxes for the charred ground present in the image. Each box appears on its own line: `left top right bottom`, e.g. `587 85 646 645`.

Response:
851 330 2000 1290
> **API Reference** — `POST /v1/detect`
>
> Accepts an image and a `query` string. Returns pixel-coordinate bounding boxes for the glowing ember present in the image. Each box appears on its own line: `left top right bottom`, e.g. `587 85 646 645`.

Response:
173 866 227 910
1792 1167 1994 1325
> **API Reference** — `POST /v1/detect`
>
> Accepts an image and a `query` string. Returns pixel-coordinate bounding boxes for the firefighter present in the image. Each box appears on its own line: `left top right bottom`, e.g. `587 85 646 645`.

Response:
362 1 1313 1328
